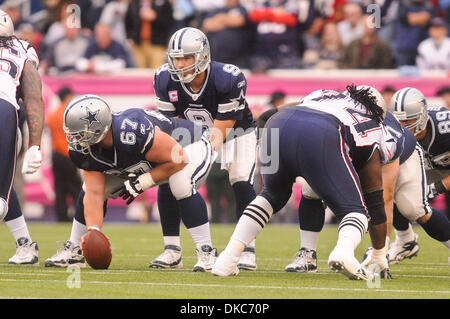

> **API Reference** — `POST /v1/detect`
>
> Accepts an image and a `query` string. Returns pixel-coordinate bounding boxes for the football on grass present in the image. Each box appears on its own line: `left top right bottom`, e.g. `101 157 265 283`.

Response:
82 229 112 269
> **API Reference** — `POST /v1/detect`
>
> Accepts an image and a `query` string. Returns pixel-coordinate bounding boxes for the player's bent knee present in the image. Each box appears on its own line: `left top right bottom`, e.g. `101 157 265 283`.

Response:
0 198 8 222
169 172 193 200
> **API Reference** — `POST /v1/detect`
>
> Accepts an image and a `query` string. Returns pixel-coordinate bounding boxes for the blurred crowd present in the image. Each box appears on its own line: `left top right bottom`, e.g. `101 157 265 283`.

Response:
1 0 449 74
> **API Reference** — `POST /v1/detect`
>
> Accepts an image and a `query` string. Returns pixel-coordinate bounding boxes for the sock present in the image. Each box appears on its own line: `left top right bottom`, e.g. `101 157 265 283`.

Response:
420 209 450 246
188 223 212 249
158 185 181 236
69 219 87 246
300 230 320 251
394 223 415 243
393 204 410 231
232 181 256 220
229 195 273 255
247 238 256 249
178 193 209 228
6 216 31 242
163 236 181 248
336 213 368 252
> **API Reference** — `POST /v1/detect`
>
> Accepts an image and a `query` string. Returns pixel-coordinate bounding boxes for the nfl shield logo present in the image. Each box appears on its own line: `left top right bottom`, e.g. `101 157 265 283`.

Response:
169 91 178 102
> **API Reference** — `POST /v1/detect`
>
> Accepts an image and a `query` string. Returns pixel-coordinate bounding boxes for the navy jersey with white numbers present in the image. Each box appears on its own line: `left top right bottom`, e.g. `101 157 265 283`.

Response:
69 108 203 178
383 111 417 165
154 61 255 134
420 106 450 169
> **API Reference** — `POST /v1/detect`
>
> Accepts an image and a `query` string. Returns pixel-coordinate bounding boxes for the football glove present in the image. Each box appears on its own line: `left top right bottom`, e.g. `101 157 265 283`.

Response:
119 174 144 205
22 145 42 174
427 181 446 201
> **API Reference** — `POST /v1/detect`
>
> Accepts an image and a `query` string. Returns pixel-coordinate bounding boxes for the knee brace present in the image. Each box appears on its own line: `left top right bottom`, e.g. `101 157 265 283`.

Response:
365 189 386 226
0 198 8 222
169 171 193 200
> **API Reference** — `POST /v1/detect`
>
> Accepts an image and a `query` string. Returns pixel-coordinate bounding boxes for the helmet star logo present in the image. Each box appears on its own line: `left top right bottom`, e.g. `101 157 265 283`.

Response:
81 107 100 127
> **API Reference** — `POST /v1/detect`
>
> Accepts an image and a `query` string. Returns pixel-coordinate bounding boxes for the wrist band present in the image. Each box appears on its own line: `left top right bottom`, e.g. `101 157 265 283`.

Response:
138 172 155 190
88 225 101 231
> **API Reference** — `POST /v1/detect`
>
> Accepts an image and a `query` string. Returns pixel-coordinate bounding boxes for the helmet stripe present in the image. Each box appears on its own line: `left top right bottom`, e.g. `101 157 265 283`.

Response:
177 28 189 52
400 88 411 112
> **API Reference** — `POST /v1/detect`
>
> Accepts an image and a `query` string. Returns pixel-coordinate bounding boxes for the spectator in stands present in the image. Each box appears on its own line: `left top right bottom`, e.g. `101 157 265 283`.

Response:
377 0 401 51
394 0 435 66
171 0 195 33
381 85 396 106
17 23 43 53
43 22 91 74
339 14 394 69
416 17 450 70
76 23 132 73
100 0 131 45
191 0 225 28
125 0 173 69
337 2 364 46
248 0 313 72
301 21 343 69
46 87 82 222
437 86 450 108
78 0 109 31
201 0 251 68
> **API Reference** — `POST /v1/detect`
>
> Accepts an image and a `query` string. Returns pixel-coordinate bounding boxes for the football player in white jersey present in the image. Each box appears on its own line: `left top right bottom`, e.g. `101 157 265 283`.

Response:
213 85 389 279
0 10 45 264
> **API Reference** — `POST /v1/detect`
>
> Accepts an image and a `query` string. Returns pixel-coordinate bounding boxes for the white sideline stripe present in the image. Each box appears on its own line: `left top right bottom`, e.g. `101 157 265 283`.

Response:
114 255 450 266
0 270 449 280
0 278 449 295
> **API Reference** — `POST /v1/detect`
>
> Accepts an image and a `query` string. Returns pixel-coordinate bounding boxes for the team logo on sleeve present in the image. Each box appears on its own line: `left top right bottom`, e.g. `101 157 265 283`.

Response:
169 91 178 102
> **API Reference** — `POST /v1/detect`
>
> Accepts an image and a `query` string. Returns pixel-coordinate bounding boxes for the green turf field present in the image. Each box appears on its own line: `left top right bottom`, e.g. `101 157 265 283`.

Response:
0 223 448 299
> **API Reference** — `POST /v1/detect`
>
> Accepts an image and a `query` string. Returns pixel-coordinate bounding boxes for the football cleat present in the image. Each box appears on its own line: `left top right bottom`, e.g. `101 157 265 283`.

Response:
193 245 217 272
211 250 240 277
388 233 419 264
237 247 257 271
45 240 85 268
328 246 368 280
8 237 39 265
150 245 183 269
285 247 318 273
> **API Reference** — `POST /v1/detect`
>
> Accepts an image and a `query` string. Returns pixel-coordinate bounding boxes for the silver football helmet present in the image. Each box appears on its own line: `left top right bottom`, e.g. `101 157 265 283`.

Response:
167 27 211 83
0 10 14 37
63 95 112 154
389 87 428 135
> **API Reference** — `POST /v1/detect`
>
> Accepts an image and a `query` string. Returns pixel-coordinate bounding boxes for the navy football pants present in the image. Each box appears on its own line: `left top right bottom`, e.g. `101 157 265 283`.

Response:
260 107 367 220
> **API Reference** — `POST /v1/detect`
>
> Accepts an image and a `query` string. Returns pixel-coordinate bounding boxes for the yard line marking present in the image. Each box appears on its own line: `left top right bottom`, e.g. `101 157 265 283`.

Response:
0 278 449 295
113 255 450 266
1 270 449 280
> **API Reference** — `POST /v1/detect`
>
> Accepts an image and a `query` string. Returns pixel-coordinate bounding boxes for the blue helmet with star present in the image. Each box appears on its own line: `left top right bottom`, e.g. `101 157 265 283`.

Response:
63 94 112 154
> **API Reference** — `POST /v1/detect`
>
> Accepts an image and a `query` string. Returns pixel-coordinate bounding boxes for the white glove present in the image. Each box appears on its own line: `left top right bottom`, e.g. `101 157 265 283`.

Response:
22 145 42 174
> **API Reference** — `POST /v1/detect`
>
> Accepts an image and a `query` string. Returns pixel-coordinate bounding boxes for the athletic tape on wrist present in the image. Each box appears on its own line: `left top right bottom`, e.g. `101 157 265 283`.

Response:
138 172 155 190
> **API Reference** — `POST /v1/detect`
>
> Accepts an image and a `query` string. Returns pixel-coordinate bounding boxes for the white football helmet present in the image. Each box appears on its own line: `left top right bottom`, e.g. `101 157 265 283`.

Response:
356 85 386 112
389 87 428 135
0 10 14 37
63 95 112 154
167 27 211 83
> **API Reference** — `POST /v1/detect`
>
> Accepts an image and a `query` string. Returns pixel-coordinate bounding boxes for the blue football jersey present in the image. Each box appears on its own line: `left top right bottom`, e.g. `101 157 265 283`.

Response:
69 108 203 177
420 106 450 169
153 61 255 134
383 111 417 165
